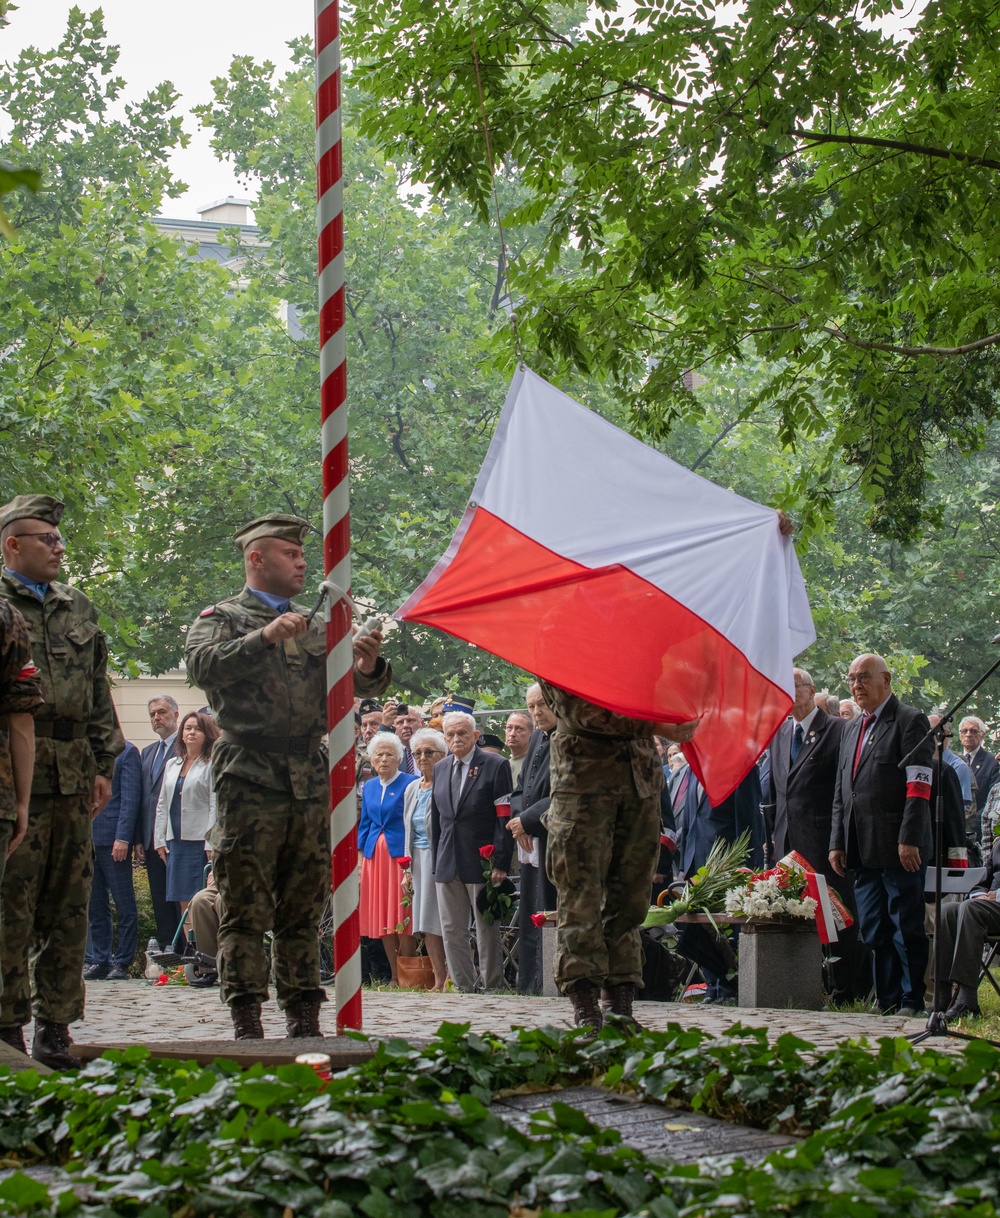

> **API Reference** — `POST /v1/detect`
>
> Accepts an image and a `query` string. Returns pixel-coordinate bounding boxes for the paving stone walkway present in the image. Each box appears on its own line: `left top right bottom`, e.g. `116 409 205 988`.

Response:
60 978 932 1052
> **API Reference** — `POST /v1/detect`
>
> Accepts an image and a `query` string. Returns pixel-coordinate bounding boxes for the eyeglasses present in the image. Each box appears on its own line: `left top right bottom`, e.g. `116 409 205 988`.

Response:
847 672 878 686
10 531 65 550
412 748 444 758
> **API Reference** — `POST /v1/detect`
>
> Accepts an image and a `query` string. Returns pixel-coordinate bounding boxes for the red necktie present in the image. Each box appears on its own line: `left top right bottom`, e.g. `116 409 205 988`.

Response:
852 713 872 777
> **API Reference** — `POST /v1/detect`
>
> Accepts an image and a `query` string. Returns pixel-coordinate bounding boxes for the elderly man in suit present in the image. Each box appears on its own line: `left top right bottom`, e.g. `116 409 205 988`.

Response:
765 666 868 1001
768 668 846 876
507 684 557 994
830 653 934 1016
138 696 181 950
958 716 999 835
430 708 513 991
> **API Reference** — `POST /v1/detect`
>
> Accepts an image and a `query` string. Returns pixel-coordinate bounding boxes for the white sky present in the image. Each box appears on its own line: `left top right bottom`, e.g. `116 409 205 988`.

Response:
2 0 313 219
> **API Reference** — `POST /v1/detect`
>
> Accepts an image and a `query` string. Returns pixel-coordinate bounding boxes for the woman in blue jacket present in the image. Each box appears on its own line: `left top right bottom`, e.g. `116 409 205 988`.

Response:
359 731 417 985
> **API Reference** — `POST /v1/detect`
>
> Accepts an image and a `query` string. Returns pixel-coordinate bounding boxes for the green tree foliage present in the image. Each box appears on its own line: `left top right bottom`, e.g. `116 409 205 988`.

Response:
349 0 1000 543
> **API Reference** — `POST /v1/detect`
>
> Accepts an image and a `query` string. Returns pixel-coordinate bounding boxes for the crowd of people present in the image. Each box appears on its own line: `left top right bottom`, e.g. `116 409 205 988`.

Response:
2 492 998 1065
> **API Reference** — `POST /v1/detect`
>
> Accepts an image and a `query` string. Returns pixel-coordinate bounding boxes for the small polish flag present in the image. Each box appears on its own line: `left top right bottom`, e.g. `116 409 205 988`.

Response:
396 367 815 803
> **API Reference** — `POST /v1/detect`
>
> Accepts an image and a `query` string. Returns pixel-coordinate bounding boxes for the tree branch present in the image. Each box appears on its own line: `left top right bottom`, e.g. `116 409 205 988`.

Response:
789 128 1000 173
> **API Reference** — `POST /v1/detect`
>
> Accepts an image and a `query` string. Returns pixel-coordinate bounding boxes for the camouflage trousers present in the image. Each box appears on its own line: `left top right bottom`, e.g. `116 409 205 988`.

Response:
0 819 10 1002
213 776 330 1009
545 790 660 993
0 793 93 1027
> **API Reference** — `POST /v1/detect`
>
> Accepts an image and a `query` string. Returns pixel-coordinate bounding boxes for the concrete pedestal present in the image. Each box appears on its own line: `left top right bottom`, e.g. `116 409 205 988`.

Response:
738 921 823 1010
541 924 559 996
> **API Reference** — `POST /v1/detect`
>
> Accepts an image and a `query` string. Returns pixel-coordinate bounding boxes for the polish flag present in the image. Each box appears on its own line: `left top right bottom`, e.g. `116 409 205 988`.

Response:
396 367 814 803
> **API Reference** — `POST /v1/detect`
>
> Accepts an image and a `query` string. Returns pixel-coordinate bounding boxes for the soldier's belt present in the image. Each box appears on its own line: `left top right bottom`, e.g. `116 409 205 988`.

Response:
33 720 88 741
220 729 324 756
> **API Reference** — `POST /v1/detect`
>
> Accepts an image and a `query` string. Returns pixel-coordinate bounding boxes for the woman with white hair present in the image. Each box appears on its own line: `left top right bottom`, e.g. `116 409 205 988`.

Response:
359 731 418 985
402 727 449 989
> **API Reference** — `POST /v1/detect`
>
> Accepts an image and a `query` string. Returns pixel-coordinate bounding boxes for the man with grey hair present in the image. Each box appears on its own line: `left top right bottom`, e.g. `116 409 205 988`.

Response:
138 695 181 949
958 716 999 825
764 667 863 1000
830 653 933 1015
429 709 513 990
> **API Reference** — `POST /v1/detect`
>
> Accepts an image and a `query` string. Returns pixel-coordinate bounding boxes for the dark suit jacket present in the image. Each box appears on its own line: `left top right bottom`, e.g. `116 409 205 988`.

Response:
138 731 176 850
677 765 764 878
510 728 557 909
92 741 142 848
830 693 933 868
430 745 514 884
766 712 846 882
967 747 1000 814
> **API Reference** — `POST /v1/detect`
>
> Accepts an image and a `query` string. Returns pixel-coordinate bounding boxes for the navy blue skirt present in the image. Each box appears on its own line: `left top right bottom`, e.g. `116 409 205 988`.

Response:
165 838 209 902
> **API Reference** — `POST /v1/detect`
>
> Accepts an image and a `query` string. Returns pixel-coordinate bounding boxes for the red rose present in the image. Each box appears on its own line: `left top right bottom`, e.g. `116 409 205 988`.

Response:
531 912 548 927
397 856 412 869
479 844 495 859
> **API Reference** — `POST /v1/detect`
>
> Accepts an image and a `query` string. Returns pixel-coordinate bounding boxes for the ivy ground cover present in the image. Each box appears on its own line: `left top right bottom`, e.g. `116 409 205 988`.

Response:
0 1020 998 1216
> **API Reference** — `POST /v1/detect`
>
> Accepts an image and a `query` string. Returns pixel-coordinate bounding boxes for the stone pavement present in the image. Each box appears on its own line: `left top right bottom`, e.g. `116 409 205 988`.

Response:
59 978 932 1052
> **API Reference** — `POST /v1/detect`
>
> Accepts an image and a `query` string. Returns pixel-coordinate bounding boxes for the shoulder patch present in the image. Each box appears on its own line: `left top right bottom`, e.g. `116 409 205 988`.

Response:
199 606 217 618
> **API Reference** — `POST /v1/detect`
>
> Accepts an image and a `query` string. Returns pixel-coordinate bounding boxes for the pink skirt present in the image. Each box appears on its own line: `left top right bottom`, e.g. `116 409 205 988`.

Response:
360 834 409 938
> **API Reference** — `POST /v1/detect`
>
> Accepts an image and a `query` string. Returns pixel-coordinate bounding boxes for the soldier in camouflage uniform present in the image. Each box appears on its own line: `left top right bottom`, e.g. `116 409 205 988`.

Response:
0 495 123 1068
0 600 43 903
539 680 698 1033
185 514 391 1040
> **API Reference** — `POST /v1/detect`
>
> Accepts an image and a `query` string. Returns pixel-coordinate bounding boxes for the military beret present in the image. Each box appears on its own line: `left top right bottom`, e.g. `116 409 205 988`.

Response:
0 494 65 532
480 733 505 750
443 696 476 714
358 699 383 715
233 513 311 552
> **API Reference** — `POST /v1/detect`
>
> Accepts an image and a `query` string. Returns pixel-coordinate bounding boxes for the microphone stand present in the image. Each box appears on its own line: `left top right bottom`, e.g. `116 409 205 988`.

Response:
898 645 1000 1047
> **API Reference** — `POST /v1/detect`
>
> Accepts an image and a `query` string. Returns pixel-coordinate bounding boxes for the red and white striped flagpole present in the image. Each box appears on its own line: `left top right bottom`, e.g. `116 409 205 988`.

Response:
315 0 361 1033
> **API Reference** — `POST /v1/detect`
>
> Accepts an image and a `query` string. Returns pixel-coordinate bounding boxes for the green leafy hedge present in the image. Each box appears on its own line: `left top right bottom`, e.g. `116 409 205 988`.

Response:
0 1021 998 1216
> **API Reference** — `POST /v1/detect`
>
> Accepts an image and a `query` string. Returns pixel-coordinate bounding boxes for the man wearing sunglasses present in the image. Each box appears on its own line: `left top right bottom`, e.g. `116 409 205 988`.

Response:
0 494 124 1068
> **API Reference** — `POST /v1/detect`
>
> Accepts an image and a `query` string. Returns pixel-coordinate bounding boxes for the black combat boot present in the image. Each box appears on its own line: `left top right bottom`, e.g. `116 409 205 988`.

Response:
284 989 326 1038
567 980 603 1037
603 982 642 1031
0 1025 28 1056
31 1021 82 1070
230 996 264 1040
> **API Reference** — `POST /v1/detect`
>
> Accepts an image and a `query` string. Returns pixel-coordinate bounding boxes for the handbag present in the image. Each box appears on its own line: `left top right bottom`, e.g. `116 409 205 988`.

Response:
396 945 435 990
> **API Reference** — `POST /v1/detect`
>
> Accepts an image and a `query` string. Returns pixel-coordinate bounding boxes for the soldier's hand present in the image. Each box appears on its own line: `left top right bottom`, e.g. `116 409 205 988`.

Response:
654 719 700 743
262 612 309 645
92 775 112 818
112 839 129 863
777 509 794 536
7 804 28 859
353 628 384 676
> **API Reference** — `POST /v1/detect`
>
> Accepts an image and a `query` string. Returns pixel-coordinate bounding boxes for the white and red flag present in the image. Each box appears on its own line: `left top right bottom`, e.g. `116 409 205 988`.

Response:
396 367 815 803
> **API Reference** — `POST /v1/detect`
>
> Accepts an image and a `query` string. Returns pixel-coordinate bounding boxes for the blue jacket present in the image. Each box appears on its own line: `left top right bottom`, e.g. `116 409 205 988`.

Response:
359 771 417 859
92 741 142 848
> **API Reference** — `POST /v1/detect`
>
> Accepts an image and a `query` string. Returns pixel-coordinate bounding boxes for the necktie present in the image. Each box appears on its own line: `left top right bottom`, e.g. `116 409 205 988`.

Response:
450 758 463 806
965 752 974 766
791 723 804 764
402 746 415 775
152 738 166 784
852 713 872 776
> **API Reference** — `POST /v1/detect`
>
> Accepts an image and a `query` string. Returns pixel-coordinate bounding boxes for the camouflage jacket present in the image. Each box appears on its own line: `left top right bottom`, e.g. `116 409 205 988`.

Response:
0 574 123 795
538 681 664 800
0 600 45 820
185 587 392 799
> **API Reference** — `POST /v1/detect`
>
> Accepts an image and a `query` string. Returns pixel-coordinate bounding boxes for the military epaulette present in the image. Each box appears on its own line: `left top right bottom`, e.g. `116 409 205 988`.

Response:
199 606 217 618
